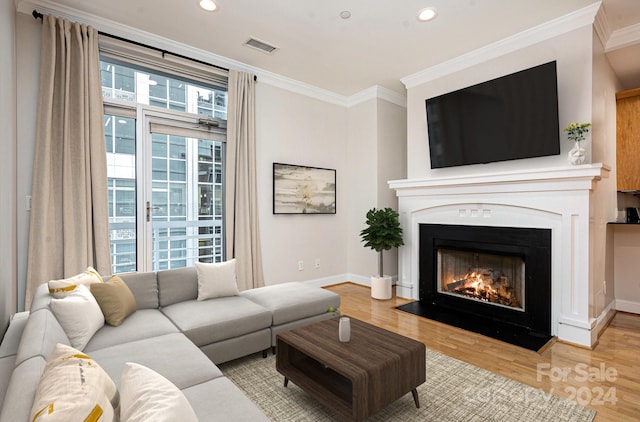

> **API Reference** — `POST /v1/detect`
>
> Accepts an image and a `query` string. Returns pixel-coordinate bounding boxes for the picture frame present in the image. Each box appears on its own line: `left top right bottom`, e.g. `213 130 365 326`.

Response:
273 163 336 214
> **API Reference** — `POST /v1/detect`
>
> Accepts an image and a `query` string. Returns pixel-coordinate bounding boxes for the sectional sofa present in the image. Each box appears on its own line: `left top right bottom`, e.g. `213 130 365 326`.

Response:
0 265 341 420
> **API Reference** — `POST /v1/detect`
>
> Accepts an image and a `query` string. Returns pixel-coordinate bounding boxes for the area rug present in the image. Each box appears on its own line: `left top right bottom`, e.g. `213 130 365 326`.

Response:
219 350 596 422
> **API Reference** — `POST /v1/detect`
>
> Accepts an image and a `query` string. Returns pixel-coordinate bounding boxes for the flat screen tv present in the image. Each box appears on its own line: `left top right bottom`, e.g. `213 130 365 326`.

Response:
426 61 560 169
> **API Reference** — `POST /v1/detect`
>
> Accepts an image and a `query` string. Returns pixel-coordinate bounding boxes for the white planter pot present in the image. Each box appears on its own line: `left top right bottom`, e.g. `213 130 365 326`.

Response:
371 276 393 300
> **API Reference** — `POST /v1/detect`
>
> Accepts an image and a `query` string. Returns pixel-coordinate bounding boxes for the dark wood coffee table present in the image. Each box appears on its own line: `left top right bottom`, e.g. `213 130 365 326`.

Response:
276 316 426 421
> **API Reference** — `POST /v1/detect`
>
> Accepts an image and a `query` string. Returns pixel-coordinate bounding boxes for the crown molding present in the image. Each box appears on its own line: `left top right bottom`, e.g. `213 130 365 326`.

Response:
593 3 611 49
17 0 357 107
346 86 407 108
401 2 602 89
17 0 410 108
605 22 640 52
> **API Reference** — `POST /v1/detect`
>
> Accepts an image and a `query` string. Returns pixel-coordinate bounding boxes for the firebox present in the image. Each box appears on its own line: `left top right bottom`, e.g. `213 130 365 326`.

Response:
437 248 525 312
398 223 552 351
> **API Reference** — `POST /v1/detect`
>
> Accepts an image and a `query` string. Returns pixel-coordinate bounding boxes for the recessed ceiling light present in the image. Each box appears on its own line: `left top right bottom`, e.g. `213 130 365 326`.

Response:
199 0 217 12
340 11 351 20
417 7 437 22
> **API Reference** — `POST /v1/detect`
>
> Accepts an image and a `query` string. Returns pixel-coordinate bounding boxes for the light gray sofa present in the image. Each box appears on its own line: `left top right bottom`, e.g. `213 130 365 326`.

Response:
0 266 341 421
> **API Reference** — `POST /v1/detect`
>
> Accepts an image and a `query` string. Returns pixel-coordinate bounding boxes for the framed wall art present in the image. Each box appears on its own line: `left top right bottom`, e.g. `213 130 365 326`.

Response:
273 163 336 214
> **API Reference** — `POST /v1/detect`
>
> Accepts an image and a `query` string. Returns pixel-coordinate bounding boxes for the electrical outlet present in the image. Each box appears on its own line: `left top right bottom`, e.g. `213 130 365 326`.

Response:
298 260 304 271
315 259 320 269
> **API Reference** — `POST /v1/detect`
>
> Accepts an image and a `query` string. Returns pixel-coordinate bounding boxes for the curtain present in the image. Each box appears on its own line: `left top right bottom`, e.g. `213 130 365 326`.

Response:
25 15 111 308
225 71 264 290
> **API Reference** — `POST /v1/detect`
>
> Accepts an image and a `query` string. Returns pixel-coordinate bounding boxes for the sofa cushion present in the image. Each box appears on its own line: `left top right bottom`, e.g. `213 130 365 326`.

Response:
0 357 46 422
49 284 104 350
90 276 137 326
120 362 198 422
241 282 341 325
196 259 240 301
47 267 103 298
116 271 159 310
16 309 70 366
0 311 29 358
30 283 52 313
161 296 271 347
88 333 222 389
157 267 198 307
84 309 179 353
182 377 270 422
29 343 118 422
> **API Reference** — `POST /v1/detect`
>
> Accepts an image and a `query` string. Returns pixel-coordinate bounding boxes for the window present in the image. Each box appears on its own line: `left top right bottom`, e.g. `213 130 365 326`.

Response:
101 56 227 274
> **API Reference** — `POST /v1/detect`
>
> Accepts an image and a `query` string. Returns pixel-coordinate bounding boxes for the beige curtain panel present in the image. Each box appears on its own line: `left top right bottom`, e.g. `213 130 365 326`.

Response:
225 71 264 290
25 15 111 309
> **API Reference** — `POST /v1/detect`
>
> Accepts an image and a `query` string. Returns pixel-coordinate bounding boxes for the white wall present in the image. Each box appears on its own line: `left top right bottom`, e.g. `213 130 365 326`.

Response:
15 13 40 311
402 22 620 331
613 226 640 313
256 83 349 285
591 29 622 317
376 99 407 279
346 100 377 280
345 98 407 282
406 26 594 180
0 0 17 330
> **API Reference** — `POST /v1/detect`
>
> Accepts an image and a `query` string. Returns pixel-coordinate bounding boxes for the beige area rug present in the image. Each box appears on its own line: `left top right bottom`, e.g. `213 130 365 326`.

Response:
219 350 596 422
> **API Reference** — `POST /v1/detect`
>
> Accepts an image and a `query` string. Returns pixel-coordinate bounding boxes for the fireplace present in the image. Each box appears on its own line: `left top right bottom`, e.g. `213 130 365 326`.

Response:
389 164 610 349
398 223 552 350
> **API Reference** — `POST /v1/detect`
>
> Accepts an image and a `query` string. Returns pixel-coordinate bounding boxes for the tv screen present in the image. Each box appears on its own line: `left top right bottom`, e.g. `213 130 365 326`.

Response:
426 61 560 169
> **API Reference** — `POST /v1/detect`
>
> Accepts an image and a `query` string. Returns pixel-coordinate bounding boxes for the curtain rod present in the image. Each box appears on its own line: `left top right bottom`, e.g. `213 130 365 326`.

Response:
32 9 238 76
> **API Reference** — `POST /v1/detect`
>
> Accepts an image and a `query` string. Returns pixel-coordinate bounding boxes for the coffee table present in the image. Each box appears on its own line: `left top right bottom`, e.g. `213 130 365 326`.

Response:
276 316 426 421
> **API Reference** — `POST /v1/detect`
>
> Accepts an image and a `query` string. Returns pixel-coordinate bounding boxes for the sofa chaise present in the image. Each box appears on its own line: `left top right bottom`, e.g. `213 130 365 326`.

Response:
0 265 341 421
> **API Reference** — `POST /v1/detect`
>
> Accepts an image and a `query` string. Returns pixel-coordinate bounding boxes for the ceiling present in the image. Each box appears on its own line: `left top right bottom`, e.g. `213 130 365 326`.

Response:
20 0 640 96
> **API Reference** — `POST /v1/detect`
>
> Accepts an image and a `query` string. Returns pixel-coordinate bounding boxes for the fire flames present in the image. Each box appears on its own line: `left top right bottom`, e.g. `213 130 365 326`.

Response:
446 271 521 308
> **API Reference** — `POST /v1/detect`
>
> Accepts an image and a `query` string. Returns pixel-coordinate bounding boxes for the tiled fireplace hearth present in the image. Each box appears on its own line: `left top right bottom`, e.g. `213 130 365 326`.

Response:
389 164 609 348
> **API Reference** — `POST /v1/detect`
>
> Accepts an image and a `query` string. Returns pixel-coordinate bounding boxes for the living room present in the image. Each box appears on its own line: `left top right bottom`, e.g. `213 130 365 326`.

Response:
1 0 639 421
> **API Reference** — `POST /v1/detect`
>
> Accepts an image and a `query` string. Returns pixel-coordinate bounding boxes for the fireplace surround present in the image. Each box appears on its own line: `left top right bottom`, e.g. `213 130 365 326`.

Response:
389 164 610 348
399 223 553 350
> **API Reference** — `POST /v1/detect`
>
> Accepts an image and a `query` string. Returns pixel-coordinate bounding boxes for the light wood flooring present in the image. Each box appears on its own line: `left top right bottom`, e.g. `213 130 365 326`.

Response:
325 282 640 422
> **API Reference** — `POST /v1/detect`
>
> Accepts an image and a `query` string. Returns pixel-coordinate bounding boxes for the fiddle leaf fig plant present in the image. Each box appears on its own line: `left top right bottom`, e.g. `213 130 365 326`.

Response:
360 207 404 277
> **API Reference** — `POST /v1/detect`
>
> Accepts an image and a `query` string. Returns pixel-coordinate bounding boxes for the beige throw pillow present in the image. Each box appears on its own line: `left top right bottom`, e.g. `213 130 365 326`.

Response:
48 267 104 298
29 343 118 422
196 259 240 301
119 362 198 422
90 276 137 327
50 284 105 350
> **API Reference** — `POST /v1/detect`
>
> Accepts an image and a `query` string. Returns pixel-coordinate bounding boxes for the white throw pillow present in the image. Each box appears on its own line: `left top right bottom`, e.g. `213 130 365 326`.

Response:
50 284 105 350
48 266 104 298
196 259 240 301
120 362 198 422
29 343 118 422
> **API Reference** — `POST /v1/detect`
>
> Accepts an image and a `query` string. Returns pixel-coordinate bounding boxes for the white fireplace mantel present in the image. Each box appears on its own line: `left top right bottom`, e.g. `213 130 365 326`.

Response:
389 163 610 348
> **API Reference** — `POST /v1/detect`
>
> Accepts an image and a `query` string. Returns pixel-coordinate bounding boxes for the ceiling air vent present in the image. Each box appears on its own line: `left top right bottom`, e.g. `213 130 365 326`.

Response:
244 37 279 55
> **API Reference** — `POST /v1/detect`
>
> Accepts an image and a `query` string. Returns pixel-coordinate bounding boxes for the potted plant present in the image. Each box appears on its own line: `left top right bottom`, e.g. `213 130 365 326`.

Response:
360 207 404 299
564 122 591 165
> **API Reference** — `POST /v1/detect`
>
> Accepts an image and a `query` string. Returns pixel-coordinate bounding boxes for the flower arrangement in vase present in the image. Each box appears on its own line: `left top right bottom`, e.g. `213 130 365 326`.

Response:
564 122 591 165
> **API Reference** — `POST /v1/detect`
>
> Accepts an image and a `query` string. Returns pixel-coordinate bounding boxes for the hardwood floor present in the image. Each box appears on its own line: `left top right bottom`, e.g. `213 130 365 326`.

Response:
325 282 640 422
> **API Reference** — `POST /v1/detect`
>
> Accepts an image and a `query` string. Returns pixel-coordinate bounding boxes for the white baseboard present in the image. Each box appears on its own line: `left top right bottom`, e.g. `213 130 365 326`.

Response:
615 299 640 314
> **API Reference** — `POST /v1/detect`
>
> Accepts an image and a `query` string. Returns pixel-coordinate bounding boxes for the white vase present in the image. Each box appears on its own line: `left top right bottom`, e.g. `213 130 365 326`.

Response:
568 141 586 165
338 317 351 342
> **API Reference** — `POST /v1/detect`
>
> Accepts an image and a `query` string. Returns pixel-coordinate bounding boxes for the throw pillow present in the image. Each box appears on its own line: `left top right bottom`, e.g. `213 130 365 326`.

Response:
50 284 105 350
196 259 240 301
29 343 118 422
90 276 137 327
48 266 104 298
119 362 198 422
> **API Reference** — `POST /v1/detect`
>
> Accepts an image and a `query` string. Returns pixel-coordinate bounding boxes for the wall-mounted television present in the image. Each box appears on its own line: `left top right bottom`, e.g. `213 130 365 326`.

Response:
426 61 560 169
